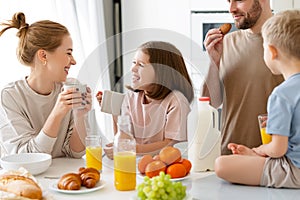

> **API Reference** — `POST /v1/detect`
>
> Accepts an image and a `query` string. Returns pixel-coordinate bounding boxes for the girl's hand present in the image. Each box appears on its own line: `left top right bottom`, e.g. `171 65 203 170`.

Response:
96 91 103 107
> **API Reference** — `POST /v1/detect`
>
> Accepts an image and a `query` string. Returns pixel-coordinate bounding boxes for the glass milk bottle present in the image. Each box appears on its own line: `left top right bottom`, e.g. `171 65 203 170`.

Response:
113 115 136 191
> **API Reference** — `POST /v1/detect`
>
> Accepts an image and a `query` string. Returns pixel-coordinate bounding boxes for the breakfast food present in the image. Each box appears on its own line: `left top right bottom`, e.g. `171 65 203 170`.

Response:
138 146 192 179
145 160 166 178
138 155 154 174
159 146 181 165
57 167 101 190
57 173 82 190
153 155 160 161
136 172 186 200
166 163 187 179
219 23 232 35
0 174 43 199
180 158 192 174
78 167 100 188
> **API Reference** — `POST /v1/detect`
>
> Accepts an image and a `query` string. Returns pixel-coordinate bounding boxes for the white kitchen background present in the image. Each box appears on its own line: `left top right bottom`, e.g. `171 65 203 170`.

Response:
121 0 300 97
0 0 115 142
0 0 298 141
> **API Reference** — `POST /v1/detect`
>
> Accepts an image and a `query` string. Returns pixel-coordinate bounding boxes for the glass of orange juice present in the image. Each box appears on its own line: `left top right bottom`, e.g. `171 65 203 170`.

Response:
114 151 136 191
258 114 271 144
85 135 102 172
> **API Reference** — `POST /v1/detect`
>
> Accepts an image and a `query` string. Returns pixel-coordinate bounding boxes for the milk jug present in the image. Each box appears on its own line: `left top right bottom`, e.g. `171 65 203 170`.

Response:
188 97 221 171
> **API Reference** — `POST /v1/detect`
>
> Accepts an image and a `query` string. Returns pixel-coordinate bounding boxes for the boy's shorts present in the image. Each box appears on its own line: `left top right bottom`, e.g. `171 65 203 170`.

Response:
261 156 300 188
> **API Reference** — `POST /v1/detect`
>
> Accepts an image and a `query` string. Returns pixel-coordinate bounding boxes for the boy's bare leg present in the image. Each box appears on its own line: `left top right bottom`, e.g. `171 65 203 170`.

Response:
215 154 266 185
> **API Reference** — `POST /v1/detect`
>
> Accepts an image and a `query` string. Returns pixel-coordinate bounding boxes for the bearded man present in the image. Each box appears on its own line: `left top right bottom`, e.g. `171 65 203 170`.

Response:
202 0 283 155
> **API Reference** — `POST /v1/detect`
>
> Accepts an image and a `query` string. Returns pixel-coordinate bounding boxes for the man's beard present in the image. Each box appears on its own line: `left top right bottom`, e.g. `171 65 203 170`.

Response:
234 0 262 29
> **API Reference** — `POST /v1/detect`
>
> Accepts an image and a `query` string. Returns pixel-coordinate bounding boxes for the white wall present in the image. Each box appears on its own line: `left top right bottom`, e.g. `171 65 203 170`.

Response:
121 0 190 37
294 0 300 8
0 1 86 88
121 0 191 90
0 1 58 88
271 0 294 12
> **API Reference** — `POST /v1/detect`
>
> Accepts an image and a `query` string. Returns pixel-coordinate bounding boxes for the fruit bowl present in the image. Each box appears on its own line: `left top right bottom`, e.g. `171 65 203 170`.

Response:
0 153 52 175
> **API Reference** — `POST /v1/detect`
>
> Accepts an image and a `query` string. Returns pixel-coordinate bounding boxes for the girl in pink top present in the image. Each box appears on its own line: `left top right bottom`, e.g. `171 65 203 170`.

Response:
97 41 194 157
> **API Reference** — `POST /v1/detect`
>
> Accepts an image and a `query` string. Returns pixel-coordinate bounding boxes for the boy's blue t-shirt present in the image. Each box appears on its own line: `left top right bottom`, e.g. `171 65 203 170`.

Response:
267 73 300 168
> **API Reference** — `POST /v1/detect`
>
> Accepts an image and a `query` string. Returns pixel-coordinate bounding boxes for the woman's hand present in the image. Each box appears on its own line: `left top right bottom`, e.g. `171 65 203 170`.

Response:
73 87 92 117
204 28 224 68
43 87 89 138
96 91 103 107
52 87 84 117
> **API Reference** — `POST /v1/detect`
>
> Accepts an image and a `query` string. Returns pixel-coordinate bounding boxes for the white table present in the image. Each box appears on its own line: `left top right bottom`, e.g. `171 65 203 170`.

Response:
37 157 213 199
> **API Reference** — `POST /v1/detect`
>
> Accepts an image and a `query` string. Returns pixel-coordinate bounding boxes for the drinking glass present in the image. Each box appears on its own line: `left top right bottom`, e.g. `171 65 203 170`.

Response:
258 114 271 144
85 135 102 172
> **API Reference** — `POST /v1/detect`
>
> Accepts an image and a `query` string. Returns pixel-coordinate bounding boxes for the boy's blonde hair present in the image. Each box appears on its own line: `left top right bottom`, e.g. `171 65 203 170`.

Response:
262 10 300 60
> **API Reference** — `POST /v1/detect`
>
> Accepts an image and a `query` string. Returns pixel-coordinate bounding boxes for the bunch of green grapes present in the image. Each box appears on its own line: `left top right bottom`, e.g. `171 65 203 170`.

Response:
136 171 187 200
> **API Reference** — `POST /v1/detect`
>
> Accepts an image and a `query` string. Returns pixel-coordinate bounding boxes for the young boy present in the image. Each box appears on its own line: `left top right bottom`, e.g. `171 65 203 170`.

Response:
214 10 300 188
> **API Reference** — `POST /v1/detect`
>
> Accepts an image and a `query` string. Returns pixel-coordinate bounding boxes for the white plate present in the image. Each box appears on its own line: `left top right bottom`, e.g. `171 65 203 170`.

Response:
49 180 106 194
137 173 191 182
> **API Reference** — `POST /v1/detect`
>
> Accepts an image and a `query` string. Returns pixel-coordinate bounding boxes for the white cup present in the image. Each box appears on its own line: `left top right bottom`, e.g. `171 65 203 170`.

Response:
63 83 87 94
63 82 87 109
101 90 125 116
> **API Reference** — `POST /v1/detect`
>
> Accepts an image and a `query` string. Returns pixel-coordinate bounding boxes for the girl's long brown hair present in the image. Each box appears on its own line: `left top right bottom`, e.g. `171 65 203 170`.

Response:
128 41 194 103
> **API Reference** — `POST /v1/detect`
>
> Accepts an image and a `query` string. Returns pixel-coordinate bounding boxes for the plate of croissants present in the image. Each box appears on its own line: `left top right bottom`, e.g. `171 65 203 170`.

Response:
49 167 105 194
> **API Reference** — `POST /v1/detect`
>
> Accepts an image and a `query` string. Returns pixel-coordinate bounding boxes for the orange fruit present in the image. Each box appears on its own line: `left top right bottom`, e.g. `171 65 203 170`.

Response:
159 146 181 165
166 163 186 179
180 159 192 175
138 154 154 174
145 160 166 178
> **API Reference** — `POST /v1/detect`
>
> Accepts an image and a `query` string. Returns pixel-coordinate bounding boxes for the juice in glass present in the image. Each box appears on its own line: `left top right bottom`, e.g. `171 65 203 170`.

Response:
258 114 271 144
114 151 136 191
260 127 272 144
86 146 102 171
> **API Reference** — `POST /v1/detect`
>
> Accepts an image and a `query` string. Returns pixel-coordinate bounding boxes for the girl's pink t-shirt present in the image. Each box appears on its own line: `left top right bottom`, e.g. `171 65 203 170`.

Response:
122 90 191 145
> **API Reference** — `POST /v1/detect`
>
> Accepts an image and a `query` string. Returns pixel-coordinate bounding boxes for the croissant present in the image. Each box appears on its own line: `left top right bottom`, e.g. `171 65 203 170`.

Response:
78 167 100 188
57 173 82 190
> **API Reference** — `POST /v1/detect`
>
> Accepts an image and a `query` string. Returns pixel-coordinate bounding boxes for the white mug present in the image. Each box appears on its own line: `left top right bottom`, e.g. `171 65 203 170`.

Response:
101 90 125 116
63 83 87 94
63 82 87 109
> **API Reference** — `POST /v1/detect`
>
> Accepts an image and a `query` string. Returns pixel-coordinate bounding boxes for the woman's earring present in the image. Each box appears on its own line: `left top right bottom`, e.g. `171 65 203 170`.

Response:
43 60 47 66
